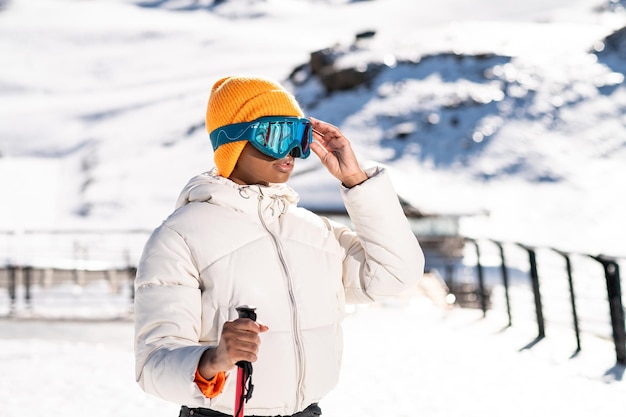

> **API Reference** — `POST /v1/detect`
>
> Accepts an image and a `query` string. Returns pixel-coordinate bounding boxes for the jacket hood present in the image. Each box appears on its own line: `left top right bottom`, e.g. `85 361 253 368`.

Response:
175 168 300 214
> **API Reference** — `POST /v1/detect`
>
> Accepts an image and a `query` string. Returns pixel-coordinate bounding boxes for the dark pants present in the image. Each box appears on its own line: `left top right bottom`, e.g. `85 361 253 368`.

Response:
179 403 321 417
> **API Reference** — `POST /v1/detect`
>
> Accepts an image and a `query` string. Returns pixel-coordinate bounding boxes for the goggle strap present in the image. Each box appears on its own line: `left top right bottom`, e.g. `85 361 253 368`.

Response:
210 123 257 150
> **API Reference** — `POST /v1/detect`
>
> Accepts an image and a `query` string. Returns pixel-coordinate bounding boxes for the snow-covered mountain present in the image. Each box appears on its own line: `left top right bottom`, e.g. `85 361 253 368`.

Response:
1 0 625 260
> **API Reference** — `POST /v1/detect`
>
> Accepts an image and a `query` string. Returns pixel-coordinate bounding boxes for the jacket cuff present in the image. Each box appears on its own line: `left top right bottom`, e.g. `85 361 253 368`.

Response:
194 369 227 398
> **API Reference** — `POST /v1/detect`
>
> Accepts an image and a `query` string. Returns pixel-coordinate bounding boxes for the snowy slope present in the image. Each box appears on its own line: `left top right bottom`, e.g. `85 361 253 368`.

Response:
1 0 625 259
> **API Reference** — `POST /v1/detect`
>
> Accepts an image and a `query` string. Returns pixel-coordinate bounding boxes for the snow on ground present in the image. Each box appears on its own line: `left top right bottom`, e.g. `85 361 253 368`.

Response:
0 298 624 417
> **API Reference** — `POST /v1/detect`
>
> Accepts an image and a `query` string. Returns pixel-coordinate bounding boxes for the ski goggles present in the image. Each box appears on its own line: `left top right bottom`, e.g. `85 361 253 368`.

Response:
210 116 312 159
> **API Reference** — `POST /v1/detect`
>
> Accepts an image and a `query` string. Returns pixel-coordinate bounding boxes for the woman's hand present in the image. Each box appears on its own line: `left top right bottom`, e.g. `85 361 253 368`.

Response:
197 318 269 380
309 117 368 188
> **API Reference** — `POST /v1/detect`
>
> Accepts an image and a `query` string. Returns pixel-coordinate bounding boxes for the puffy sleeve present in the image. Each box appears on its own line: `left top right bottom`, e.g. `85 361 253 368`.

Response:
133 223 218 406
334 167 425 303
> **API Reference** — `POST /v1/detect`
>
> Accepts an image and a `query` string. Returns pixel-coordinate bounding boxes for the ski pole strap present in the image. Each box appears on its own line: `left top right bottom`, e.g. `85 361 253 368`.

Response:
234 360 254 417
238 361 254 402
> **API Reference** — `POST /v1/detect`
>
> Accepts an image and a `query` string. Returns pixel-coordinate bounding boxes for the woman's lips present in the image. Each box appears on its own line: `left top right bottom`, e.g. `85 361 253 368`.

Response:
274 157 294 173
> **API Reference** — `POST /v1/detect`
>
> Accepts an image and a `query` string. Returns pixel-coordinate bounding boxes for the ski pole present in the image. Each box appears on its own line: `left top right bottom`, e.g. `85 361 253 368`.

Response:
235 305 257 417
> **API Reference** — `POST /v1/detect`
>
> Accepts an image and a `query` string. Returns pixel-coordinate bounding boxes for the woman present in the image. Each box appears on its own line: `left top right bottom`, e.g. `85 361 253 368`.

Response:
134 75 424 417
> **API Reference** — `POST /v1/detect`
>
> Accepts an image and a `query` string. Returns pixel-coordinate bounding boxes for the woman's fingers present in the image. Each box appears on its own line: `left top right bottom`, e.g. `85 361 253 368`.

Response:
221 319 269 364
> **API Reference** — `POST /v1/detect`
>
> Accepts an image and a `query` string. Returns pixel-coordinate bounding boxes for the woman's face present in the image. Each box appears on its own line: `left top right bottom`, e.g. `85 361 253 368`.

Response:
229 143 295 186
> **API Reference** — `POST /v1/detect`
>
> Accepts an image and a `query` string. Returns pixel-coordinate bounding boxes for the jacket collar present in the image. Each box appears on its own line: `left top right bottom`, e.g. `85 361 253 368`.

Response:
175 169 300 219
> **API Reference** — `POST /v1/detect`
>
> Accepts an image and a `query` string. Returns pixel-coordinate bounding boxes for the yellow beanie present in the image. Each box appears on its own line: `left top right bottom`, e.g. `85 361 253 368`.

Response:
206 75 305 177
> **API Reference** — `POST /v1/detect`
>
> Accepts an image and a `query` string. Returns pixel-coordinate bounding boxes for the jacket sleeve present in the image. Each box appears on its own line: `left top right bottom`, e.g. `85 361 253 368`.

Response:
133 223 218 406
336 166 425 303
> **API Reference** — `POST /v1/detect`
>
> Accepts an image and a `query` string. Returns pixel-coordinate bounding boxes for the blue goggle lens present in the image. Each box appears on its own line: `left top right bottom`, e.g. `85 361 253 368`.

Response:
210 117 312 159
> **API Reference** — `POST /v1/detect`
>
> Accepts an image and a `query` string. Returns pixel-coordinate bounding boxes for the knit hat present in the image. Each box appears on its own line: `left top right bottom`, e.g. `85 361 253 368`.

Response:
206 75 305 177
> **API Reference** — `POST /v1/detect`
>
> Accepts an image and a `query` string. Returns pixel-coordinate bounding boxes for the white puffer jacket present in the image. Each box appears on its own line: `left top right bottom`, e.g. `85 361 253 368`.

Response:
134 167 424 416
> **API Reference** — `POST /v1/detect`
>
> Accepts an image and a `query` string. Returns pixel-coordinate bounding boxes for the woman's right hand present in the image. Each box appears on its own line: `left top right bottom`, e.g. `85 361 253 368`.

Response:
197 318 269 380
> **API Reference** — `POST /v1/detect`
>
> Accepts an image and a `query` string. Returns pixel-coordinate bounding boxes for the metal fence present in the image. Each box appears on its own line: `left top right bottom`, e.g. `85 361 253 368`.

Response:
0 230 148 319
459 238 625 366
2 230 624 367
0 264 137 318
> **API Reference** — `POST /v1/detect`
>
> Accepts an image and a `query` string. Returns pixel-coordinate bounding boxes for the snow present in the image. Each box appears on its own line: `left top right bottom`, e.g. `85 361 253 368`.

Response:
1 0 626 416
0 299 625 417
2 0 626 257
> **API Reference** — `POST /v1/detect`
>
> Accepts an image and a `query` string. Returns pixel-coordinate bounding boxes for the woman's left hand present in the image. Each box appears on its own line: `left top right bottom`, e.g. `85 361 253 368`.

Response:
309 117 368 188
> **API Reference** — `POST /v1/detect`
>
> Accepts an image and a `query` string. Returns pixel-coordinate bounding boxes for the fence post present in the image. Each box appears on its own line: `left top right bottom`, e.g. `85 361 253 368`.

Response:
8 264 17 316
518 244 545 340
468 239 488 316
127 266 137 302
590 255 626 365
23 265 32 310
493 241 512 327
555 250 581 355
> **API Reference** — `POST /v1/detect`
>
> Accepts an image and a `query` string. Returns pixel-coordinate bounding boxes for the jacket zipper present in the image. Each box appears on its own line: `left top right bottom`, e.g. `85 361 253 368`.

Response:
256 194 306 410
